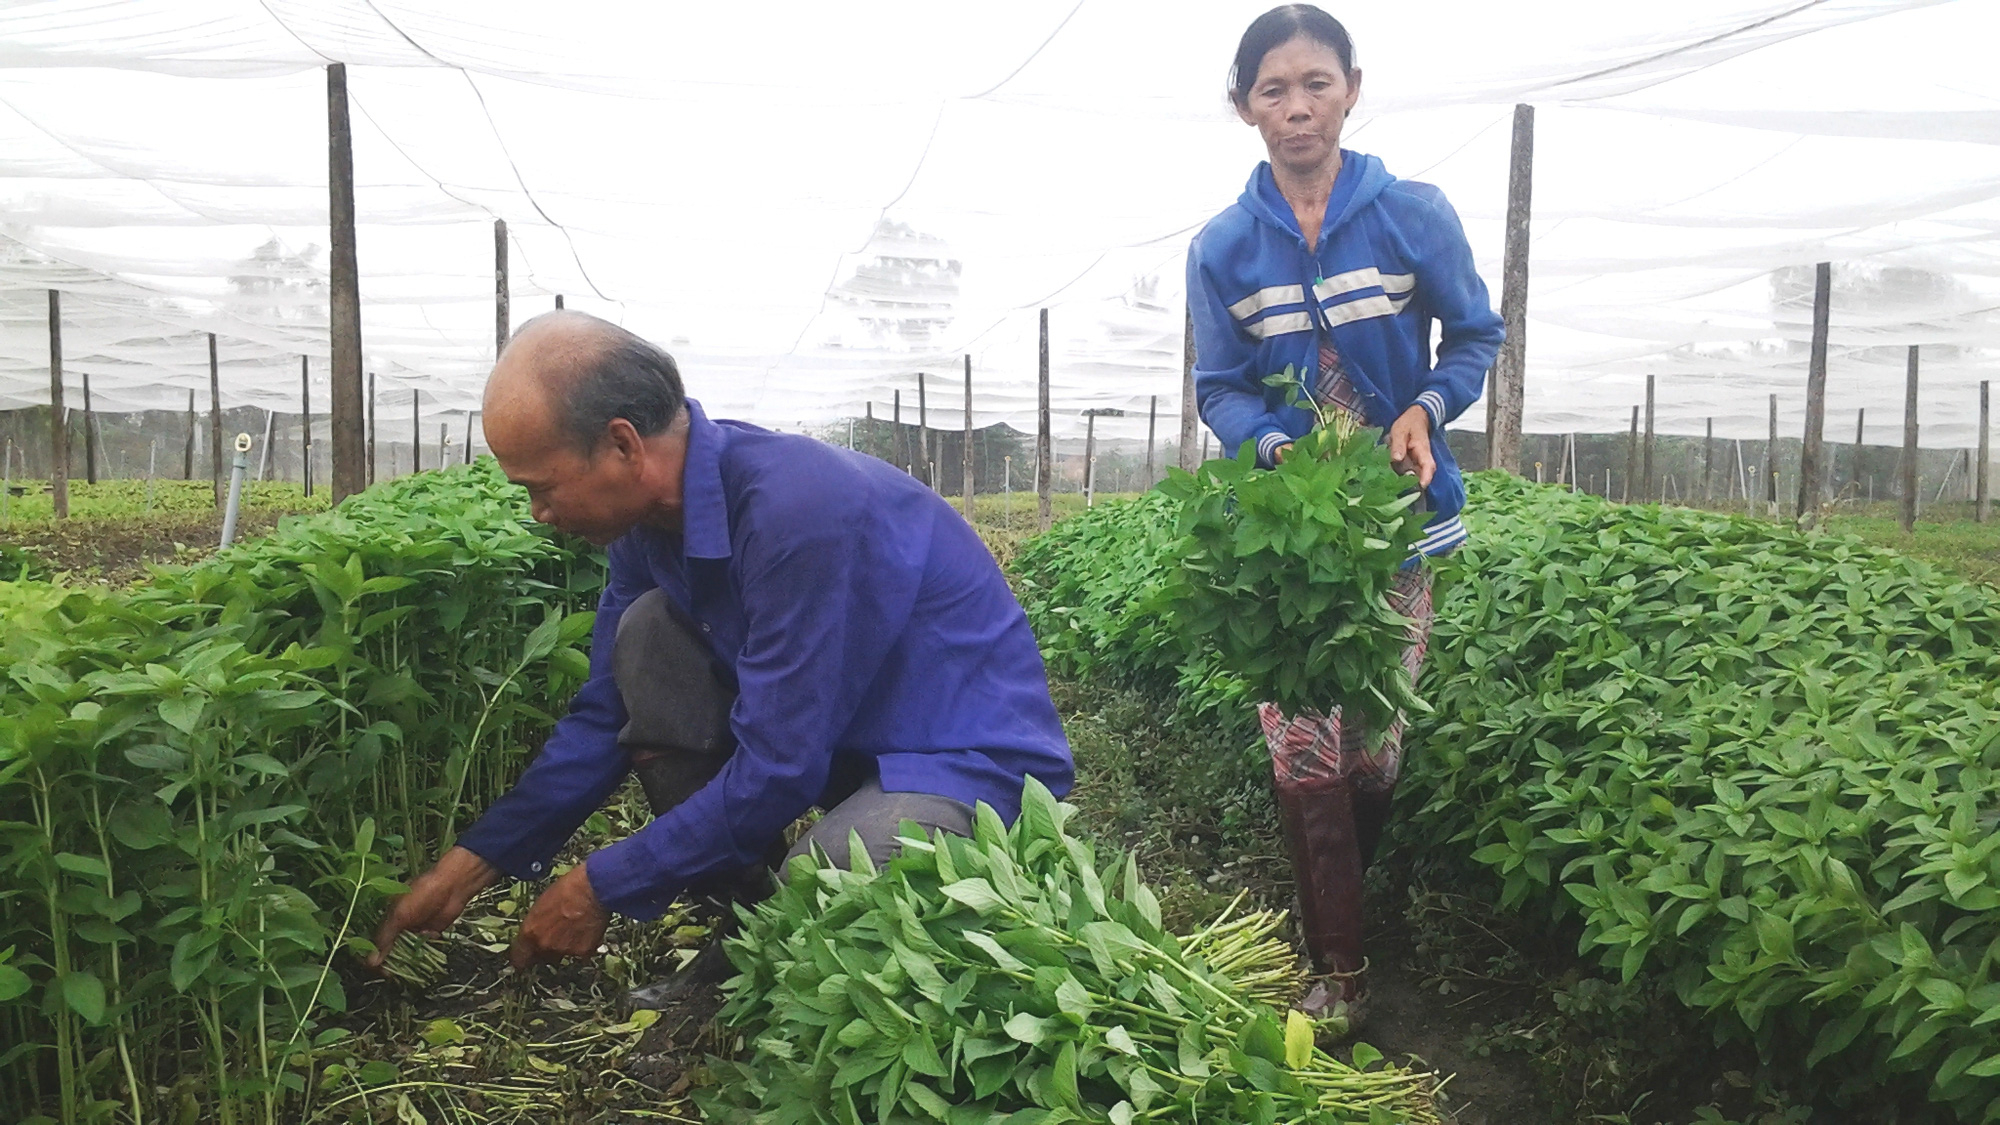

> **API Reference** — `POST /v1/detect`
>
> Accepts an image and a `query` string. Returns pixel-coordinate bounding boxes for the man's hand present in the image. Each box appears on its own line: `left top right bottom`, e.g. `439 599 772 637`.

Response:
1387 405 1436 487
510 862 610 971
367 846 498 972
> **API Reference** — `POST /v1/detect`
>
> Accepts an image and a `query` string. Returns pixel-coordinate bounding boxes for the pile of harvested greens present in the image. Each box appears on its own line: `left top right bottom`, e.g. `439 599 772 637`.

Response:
700 778 1438 1124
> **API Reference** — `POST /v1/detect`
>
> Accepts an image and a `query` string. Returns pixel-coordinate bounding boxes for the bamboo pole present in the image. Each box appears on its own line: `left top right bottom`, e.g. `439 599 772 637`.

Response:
300 356 312 496
1083 411 1097 508
962 355 974 518
918 371 930 489
368 371 377 486
463 410 474 464
258 410 274 482
81 371 97 485
893 389 904 472
327 62 366 500
1038 308 1053 530
1642 375 1655 501
1623 405 1638 503
495 218 511 360
1796 261 1831 526
1178 305 1198 472
183 389 197 481
1487 103 1533 475
1978 381 1991 524
1145 394 1157 485
1854 409 1865 499
1703 417 1714 501
1901 346 1919 532
47 290 67 517
209 333 223 506
1734 439 1747 505
413 389 422 473
1765 394 1778 519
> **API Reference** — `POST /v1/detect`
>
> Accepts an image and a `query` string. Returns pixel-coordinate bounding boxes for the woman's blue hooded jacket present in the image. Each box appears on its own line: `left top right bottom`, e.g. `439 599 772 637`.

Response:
1188 152 1504 555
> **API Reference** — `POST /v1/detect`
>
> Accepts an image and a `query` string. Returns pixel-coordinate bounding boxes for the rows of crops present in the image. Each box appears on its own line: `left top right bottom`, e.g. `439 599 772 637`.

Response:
1014 472 2000 1122
1 464 598 1123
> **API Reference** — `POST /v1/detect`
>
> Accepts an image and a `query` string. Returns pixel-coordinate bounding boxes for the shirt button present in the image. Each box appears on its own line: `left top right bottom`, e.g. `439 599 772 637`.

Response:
701 624 711 634
529 862 544 874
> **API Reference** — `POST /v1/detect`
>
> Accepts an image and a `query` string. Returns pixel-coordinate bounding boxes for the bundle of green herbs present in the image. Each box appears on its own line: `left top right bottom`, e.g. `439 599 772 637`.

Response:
1155 372 1430 734
700 777 1438 1125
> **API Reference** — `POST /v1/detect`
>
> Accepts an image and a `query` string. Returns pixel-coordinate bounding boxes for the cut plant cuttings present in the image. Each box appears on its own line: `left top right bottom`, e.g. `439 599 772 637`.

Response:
700 776 1438 1125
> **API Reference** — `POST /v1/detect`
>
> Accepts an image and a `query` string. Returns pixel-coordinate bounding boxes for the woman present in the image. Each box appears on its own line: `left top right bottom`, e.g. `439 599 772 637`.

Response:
1187 5 1504 1026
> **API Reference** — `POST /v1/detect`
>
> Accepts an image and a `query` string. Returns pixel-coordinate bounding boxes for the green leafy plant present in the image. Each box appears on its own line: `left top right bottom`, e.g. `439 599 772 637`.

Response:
702 777 1439 1125
1403 473 2000 1120
0 462 604 1124
1154 372 1428 733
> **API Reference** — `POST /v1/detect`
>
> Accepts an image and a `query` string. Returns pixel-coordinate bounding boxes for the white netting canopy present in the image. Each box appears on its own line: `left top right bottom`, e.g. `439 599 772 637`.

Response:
0 0 1995 446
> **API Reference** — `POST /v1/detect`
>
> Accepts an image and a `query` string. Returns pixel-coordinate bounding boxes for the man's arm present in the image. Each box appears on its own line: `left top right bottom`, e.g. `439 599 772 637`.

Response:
371 537 651 963
581 492 927 919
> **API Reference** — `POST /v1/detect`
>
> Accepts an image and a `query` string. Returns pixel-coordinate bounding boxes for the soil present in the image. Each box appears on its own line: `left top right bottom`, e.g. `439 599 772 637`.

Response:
1 509 295 584
1359 920 1549 1125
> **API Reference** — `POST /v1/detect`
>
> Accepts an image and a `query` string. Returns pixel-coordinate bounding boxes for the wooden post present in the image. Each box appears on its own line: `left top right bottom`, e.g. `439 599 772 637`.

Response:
463 410 474 464
47 290 67 518
1901 346 1919 532
368 371 377 485
1178 305 1198 472
495 218 511 360
1978 381 1991 524
1038 308 1053 530
412 388 422 473
1734 439 1747 505
1796 261 1832 526
1145 395 1158 485
1487 103 1533 475
438 423 448 469
81 371 98 485
893 389 904 471
962 355 974 518
1765 393 1779 519
258 409 274 481
1623 405 1638 503
1854 409 1865 499
1703 417 1714 501
327 62 366 501
918 371 930 489
554 294 564 310
1642 375 1655 501
300 355 312 496
208 333 223 507
1083 411 1097 507
183 389 197 480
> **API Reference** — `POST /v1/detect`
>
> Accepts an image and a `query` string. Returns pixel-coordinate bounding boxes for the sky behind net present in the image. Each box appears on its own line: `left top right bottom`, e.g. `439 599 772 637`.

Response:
0 0 1994 447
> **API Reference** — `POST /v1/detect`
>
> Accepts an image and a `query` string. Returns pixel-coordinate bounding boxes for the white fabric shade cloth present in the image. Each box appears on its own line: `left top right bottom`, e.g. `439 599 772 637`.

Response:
0 0 1995 446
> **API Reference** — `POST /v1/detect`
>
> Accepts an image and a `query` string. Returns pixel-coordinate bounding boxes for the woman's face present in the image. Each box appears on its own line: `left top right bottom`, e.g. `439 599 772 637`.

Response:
1236 35 1361 176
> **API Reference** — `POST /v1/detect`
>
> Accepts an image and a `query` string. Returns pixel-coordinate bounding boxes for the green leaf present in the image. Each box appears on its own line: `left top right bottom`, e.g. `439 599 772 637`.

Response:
62 971 106 1025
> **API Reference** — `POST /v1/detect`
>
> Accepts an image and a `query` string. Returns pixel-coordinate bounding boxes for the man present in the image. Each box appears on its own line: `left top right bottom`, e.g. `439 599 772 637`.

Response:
368 311 1073 991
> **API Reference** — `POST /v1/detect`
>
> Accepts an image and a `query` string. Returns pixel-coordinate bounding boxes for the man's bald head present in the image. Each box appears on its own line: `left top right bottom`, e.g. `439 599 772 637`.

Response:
487 311 685 457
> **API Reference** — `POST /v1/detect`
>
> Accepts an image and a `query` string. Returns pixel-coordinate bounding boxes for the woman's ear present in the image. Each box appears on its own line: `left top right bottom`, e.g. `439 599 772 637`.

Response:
1343 67 1364 116
1233 95 1257 127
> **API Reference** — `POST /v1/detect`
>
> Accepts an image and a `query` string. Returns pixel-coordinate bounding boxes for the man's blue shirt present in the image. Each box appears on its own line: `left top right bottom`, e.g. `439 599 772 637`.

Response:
456 400 1073 918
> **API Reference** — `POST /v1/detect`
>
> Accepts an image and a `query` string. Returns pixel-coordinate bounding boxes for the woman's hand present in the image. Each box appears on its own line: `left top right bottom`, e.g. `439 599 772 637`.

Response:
510 862 610 970
367 846 498 972
1388 405 1435 487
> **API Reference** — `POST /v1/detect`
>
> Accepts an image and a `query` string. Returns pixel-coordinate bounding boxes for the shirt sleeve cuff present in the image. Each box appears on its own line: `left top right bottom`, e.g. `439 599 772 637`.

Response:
1415 389 1448 430
584 838 680 921
456 820 560 884
1254 429 1291 468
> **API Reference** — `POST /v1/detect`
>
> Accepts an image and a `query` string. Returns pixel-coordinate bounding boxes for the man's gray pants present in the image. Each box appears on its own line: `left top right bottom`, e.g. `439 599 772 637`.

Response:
612 589 975 894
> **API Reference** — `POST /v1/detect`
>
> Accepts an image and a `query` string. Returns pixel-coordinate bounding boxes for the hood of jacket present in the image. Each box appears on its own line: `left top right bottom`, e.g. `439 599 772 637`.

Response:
1236 150 1396 252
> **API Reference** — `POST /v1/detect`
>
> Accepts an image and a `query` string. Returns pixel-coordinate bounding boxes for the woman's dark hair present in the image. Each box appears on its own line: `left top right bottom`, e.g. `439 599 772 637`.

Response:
1229 5 1355 107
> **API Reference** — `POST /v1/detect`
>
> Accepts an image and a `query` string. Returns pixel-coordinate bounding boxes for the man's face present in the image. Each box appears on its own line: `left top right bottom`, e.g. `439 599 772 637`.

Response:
488 410 647 546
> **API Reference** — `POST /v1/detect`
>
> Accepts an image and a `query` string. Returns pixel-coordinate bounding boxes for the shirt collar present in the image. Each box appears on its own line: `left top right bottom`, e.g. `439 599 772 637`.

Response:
680 398 731 560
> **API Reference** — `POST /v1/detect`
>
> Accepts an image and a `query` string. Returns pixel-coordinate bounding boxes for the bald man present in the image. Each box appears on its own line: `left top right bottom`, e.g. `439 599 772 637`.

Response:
369 312 1073 992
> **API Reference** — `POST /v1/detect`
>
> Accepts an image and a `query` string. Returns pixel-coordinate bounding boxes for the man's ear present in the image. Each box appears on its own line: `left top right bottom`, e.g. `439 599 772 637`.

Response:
602 417 645 464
